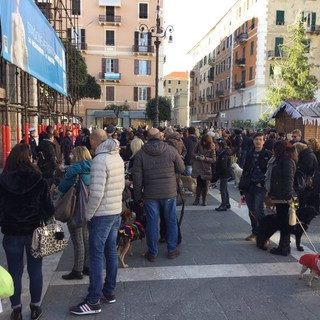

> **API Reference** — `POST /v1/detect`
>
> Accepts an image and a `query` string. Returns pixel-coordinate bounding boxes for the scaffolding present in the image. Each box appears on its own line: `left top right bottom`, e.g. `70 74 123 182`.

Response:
0 0 81 166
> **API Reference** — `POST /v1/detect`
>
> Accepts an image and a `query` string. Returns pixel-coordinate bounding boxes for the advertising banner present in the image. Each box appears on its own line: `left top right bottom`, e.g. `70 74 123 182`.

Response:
0 0 67 96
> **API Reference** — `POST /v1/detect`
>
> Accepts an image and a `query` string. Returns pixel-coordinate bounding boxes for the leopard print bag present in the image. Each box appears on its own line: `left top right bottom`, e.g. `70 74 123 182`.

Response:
31 219 68 259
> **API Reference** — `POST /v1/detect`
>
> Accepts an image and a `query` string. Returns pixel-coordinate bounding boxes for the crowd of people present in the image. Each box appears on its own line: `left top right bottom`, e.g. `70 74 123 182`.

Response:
1 123 320 318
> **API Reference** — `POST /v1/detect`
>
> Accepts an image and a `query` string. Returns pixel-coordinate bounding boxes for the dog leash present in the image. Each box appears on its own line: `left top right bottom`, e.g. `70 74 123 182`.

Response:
296 215 318 253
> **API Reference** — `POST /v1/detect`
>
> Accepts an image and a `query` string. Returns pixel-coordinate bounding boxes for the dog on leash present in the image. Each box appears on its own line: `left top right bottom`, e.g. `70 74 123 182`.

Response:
299 254 320 287
117 204 146 268
231 163 243 188
180 175 197 194
256 206 318 251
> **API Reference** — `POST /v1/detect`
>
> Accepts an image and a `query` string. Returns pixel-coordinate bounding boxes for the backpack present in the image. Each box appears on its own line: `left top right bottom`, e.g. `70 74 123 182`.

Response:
36 151 47 169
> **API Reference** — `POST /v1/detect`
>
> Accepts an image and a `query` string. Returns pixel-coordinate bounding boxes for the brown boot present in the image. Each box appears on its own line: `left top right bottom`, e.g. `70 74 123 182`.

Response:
201 180 210 206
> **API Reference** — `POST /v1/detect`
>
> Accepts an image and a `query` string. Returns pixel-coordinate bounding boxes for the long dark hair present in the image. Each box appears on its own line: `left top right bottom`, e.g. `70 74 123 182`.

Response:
200 134 214 149
273 140 296 160
3 143 41 173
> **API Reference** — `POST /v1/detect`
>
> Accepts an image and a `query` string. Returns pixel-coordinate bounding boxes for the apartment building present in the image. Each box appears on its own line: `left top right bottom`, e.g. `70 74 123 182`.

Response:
188 0 320 129
77 0 163 129
163 71 189 126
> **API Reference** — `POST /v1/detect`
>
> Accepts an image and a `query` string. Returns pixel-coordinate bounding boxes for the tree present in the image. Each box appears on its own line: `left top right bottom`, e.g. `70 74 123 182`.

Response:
265 13 318 109
64 41 101 116
146 96 172 124
104 103 130 125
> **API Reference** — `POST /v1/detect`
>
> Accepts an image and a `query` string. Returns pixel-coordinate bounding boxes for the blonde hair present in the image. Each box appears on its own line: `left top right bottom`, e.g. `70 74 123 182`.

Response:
294 142 308 154
308 138 320 153
73 146 92 162
130 137 144 157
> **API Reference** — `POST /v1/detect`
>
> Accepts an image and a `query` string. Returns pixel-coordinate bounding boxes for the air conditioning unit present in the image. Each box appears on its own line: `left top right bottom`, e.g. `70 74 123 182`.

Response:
220 113 226 118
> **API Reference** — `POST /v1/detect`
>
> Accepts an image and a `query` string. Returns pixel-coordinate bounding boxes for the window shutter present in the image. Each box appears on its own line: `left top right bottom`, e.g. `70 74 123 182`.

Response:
67 28 72 41
148 32 152 46
134 87 138 101
312 12 316 28
81 29 86 45
147 87 151 100
147 61 151 75
134 31 139 45
275 37 283 57
134 60 139 75
101 58 106 73
114 59 119 73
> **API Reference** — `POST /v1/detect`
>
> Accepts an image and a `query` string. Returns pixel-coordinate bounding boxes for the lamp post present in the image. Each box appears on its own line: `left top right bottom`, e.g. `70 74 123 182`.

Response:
139 0 173 128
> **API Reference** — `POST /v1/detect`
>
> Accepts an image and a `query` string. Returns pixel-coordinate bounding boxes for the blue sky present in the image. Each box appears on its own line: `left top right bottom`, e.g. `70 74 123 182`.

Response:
163 0 236 74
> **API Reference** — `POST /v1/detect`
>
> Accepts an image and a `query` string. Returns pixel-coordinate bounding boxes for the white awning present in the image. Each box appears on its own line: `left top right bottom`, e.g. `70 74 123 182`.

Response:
99 0 121 6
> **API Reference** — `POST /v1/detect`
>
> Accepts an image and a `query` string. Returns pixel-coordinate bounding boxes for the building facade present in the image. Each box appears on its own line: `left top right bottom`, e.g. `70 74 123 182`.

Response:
188 0 320 129
163 71 189 127
77 0 164 129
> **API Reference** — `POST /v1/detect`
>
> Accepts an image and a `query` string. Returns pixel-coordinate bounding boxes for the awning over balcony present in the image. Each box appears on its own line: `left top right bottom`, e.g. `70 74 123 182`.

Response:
99 0 121 6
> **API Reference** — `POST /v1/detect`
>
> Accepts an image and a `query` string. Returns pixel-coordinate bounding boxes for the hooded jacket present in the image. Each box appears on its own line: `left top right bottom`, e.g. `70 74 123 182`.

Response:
133 139 185 200
183 135 199 166
0 171 54 235
85 138 124 221
165 132 187 158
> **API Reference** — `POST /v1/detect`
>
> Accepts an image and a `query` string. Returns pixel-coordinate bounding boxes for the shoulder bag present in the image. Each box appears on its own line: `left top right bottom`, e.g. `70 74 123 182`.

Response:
30 218 68 259
54 175 79 223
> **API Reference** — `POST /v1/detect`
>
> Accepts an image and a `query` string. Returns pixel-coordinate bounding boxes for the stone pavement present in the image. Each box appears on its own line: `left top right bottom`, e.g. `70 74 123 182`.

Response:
1 183 320 319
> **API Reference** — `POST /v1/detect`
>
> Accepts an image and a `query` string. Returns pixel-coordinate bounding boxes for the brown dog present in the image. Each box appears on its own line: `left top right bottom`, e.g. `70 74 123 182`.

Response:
180 175 197 195
117 209 146 268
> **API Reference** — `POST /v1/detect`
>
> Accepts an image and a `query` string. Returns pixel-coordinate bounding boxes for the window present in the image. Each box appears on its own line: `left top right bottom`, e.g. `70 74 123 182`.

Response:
168 88 171 93
251 17 255 29
276 10 285 25
178 80 181 85
67 28 86 50
139 3 148 19
249 67 253 80
102 58 119 73
71 0 81 15
275 37 283 57
303 12 317 31
106 86 114 101
168 80 171 84
250 41 254 55
106 30 115 46
133 87 151 101
242 46 246 58
134 60 151 75
269 65 274 79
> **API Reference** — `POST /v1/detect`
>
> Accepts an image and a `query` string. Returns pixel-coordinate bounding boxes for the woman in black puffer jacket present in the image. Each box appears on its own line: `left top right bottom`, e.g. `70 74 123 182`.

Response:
0 144 54 320
269 140 296 256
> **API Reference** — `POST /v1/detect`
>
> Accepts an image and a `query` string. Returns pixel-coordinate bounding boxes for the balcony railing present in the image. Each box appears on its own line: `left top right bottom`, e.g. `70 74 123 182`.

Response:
267 50 285 59
99 72 121 81
199 96 206 103
234 81 246 90
236 32 248 43
306 25 320 33
99 15 121 24
208 57 215 65
235 58 246 66
132 45 154 54
215 90 225 97
208 75 214 83
207 94 214 101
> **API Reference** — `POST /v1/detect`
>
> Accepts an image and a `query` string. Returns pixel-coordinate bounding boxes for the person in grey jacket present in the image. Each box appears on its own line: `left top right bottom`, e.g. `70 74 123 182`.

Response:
133 128 185 262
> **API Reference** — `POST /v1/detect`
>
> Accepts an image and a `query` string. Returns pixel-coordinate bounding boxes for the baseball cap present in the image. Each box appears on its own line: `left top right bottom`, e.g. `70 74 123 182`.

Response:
106 125 115 134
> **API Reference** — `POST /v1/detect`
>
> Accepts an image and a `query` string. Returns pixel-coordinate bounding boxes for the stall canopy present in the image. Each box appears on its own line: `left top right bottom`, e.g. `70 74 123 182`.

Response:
0 0 67 96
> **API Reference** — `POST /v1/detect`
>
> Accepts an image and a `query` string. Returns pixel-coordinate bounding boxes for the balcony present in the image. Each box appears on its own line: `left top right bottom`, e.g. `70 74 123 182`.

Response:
234 81 246 91
199 96 206 104
235 58 246 66
99 15 121 26
305 25 320 33
208 75 214 83
99 72 121 82
190 71 195 78
236 32 248 43
267 50 285 60
215 90 225 98
189 86 194 92
207 94 214 101
208 57 215 65
132 45 154 55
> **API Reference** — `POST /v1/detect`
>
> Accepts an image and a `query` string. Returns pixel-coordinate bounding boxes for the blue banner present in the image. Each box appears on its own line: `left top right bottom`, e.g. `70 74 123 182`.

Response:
0 0 67 96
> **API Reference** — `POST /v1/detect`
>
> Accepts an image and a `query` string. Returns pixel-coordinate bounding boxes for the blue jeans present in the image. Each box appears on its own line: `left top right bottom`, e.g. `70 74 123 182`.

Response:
144 198 178 256
86 215 121 304
244 184 266 235
220 178 230 207
3 234 43 307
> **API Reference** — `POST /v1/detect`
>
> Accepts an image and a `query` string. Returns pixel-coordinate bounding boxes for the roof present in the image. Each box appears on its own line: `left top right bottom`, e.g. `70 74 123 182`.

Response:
270 100 320 125
164 72 189 80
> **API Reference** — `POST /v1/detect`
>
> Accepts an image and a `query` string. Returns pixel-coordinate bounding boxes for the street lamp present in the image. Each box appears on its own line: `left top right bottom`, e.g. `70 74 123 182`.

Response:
139 0 173 128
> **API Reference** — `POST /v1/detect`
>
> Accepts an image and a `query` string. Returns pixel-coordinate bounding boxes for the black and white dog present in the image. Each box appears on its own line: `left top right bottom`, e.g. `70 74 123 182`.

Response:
256 206 318 251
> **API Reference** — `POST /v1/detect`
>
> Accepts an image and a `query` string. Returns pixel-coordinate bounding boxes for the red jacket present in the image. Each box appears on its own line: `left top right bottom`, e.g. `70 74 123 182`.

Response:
299 254 320 275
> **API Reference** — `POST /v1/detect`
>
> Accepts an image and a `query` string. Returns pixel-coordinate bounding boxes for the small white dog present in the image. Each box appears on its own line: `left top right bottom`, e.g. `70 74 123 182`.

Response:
231 163 243 188
299 254 320 287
